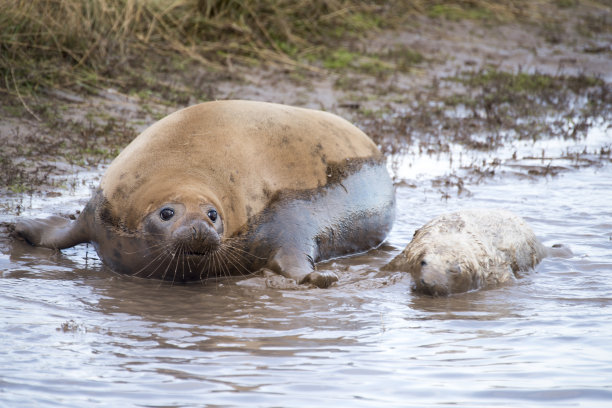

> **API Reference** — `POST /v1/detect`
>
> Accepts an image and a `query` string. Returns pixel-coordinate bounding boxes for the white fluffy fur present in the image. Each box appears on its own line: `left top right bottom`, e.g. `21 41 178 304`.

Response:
385 209 548 296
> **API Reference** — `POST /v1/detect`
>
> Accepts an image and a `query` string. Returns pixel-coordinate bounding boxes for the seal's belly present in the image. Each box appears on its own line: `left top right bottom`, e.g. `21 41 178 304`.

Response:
244 159 396 268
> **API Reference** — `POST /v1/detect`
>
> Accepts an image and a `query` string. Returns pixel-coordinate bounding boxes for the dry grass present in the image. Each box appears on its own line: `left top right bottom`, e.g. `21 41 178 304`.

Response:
1 0 594 100
0 0 387 95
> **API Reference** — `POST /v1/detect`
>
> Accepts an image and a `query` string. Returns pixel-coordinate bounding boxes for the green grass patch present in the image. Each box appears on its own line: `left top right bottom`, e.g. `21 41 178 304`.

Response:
554 0 577 8
450 69 605 99
323 49 395 77
345 12 383 31
384 45 425 71
427 4 494 21
323 49 360 70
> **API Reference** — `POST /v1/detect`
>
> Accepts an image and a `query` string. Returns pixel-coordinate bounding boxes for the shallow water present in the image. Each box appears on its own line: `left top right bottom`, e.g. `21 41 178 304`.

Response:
1 125 611 407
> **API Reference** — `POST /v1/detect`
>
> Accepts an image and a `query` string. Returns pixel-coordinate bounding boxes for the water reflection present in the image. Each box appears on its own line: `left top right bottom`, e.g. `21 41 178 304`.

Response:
391 119 611 182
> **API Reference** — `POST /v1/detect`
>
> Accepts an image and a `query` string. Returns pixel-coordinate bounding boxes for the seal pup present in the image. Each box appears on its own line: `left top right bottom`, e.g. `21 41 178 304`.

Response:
14 100 395 288
383 209 569 296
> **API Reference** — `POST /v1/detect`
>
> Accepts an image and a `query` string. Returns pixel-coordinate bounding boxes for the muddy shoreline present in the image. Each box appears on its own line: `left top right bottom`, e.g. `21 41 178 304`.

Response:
2 7 612 407
1 11 611 225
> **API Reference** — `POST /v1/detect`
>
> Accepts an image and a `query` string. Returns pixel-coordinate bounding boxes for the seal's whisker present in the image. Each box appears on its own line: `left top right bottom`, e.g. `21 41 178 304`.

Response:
160 243 180 282
171 243 184 285
201 250 218 285
149 248 177 279
222 243 254 263
193 248 212 275
191 245 212 281
215 250 230 280
221 247 253 277
223 256 250 279
212 251 222 282
122 243 162 255
193 256 206 276
157 256 173 282
202 253 214 285
219 250 243 276
219 241 254 269
140 253 169 279
222 240 264 260
209 250 221 279
223 250 246 278
130 243 172 277
122 237 174 255
159 246 177 281
216 250 232 281
201 254 214 286
181 243 187 281
185 251 199 282
208 251 223 277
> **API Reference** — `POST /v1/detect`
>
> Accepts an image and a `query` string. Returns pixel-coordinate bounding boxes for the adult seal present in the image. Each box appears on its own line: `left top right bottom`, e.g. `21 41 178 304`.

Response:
14 100 396 288
383 209 570 296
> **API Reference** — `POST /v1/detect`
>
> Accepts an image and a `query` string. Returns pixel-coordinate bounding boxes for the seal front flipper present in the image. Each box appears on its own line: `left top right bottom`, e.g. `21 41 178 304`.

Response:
14 215 89 250
267 249 338 288
301 270 339 289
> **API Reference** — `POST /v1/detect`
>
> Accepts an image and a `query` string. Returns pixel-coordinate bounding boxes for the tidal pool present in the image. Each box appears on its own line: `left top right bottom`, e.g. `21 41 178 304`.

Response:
1 124 611 407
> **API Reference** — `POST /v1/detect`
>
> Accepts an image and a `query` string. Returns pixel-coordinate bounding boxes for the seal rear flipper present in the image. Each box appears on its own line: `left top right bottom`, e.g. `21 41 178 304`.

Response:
267 249 338 288
13 215 89 250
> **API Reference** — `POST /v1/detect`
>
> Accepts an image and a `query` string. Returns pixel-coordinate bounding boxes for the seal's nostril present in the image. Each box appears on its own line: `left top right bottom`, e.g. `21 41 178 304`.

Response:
191 225 197 239
421 278 426 285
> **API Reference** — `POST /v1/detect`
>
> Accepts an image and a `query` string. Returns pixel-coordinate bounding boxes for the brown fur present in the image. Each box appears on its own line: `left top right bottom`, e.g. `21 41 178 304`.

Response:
101 100 380 234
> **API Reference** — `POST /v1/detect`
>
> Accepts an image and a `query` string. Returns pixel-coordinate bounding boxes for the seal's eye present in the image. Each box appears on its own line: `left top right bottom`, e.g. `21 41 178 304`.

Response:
420 260 427 267
160 208 175 221
207 209 218 222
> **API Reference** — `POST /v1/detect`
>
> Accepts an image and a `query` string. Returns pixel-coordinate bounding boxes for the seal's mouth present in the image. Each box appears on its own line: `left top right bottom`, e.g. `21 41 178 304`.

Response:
413 281 450 297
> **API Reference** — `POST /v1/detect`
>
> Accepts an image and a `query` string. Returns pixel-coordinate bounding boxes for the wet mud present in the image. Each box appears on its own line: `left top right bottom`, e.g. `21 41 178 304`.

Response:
2 12 612 408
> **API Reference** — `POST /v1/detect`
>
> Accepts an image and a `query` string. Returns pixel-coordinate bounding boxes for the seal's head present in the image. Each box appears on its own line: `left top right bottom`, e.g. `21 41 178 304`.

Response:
410 237 481 296
94 177 237 282
143 198 224 259
385 232 486 296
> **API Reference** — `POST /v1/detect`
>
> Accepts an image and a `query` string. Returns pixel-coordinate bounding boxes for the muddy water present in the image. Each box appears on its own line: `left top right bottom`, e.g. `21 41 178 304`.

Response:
1 125 611 407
